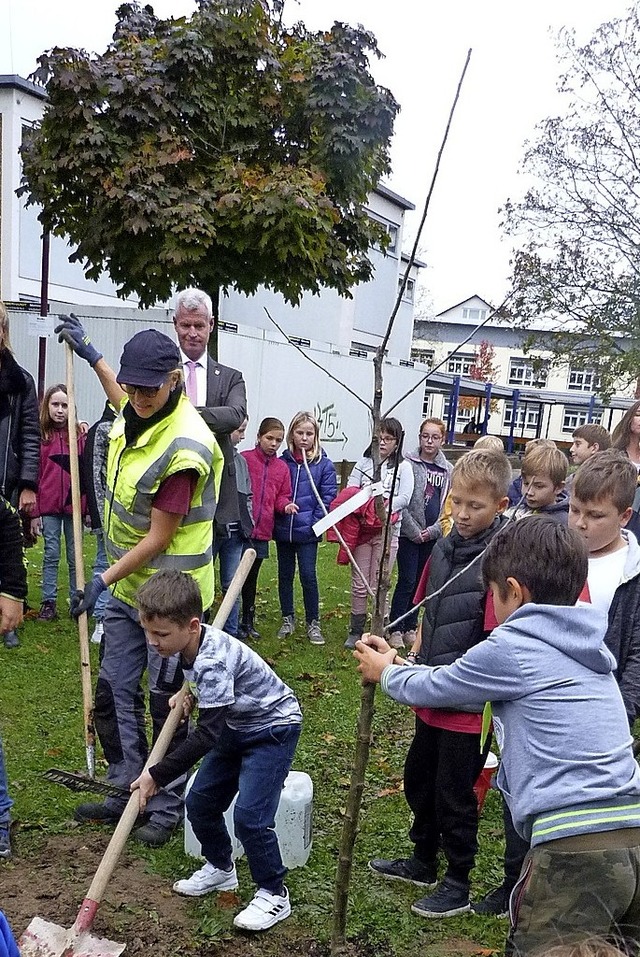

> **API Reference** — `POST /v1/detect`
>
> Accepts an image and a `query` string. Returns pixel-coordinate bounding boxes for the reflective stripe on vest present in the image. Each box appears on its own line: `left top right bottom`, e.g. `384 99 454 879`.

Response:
104 394 220 609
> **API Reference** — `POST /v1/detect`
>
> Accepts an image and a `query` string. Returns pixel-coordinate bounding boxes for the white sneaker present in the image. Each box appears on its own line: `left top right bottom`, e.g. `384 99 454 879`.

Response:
233 886 291 931
90 620 104 644
173 862 238 896
388 631 404 649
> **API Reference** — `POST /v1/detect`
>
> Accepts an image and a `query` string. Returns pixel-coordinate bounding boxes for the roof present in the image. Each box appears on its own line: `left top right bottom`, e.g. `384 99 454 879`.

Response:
0 74 47 101
417 366 635 411
435 294 495 318
373 183 415 211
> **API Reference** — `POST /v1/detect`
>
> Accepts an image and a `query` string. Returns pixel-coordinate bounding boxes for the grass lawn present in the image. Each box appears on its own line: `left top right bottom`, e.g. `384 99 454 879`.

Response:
1 535 509 955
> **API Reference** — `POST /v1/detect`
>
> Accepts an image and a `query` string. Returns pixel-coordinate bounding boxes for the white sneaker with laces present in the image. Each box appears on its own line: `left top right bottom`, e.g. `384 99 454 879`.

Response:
173 862 238 896
91 620 104 644
233 886 291 931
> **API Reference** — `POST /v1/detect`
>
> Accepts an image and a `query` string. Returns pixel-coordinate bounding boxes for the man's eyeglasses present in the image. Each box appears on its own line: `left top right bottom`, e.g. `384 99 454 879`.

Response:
122 383 164 398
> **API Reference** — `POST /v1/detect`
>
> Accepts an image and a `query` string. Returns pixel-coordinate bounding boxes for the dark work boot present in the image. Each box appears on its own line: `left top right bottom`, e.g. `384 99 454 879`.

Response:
344 613 367 650
245 606 261 640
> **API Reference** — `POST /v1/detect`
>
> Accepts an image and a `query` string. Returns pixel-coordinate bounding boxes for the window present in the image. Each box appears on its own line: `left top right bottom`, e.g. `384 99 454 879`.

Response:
422 389 433 417
370 216 399 254
443 398 475 427
398 277 415 301
447 353 475 376
562 407 603 432
503 402 540 431
411 348 435 366
386 224 399 254
508 358 548 388
462 307 488 322
567 367 601 393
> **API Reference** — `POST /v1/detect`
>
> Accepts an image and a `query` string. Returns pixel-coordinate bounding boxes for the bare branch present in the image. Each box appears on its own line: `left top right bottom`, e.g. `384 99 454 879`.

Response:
379 49 473 356
264 307 372 413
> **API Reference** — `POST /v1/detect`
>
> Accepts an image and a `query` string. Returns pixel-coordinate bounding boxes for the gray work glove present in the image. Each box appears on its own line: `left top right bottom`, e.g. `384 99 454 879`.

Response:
55 314 103 367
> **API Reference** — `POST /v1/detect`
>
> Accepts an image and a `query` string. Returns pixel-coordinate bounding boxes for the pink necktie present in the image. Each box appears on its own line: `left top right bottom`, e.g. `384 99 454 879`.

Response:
186 360 199 405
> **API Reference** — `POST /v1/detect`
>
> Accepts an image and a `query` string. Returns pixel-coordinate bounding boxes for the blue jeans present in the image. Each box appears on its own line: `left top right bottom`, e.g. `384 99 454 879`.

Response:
390 537 434 632
186 723 301 893
212 527 244 637
41 514 77 602
276 540 319 622
92 530 110 620
0 735 12 824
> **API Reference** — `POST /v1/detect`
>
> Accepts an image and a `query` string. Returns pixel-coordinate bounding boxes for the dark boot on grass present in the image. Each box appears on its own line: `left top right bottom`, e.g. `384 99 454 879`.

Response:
344 613 366 649
241 606 261 640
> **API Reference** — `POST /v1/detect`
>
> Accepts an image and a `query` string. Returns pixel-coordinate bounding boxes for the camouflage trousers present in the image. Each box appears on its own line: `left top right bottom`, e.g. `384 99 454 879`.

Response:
507 829 640 957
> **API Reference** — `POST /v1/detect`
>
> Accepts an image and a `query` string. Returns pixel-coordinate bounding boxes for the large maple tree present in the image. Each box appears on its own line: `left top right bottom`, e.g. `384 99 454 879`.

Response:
20 0 399 308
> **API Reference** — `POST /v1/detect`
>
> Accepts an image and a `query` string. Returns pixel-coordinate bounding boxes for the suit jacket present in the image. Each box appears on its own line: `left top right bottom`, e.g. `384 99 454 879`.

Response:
197 356 247 528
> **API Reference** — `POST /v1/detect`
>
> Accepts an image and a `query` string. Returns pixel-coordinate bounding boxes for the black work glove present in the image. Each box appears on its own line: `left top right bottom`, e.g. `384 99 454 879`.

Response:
55 314 103 367
71 574 108 619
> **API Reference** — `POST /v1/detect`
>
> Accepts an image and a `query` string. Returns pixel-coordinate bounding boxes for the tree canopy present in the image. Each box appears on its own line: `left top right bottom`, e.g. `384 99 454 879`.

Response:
502 7 640 398
20 0 399 308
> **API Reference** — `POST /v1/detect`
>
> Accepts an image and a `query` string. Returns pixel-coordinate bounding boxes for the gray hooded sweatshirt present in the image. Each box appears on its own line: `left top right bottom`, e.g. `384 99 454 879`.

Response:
381 602 640 845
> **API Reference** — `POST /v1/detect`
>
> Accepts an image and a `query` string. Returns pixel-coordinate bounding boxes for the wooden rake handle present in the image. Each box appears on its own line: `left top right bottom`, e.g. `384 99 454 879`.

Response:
65 344 96 777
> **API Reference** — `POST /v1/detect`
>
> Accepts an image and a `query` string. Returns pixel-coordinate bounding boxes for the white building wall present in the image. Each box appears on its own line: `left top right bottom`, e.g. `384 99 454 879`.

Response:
0 80 143 308
7 306 425 460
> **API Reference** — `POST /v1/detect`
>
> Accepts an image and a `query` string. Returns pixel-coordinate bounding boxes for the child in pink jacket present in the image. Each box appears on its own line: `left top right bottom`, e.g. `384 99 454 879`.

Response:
239 417 293 639
32 383 86 621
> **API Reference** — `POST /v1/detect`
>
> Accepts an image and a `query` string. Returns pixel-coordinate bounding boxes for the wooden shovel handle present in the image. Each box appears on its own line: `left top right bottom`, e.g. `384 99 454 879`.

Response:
66 344 96 776
78 548 257 915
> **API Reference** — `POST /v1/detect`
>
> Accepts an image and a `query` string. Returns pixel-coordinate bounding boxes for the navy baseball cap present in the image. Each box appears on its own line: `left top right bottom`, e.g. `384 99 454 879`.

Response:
116 330 181 388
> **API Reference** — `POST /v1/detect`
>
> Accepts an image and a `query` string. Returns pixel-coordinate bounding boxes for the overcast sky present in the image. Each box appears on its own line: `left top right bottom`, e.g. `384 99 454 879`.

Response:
3 0 632 312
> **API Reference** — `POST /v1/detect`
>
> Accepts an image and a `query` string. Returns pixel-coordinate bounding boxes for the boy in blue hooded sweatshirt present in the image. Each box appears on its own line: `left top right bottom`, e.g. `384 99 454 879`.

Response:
355 518 640 956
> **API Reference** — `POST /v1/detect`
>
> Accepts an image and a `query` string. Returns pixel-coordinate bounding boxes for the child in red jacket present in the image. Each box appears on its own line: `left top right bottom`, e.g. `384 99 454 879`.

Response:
32 384 86 621
239 417 293 639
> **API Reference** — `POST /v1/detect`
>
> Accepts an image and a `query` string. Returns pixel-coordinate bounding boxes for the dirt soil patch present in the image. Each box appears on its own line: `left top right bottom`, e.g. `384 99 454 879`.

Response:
1 832 345 957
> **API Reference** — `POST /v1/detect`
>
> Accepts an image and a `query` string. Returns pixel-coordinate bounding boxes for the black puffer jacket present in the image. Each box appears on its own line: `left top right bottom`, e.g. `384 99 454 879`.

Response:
602 529 640 726
0 349 39 502
419 515 507 668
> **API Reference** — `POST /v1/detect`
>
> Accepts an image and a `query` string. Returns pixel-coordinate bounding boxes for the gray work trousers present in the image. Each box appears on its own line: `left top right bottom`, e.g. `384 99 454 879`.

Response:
95 595 187 828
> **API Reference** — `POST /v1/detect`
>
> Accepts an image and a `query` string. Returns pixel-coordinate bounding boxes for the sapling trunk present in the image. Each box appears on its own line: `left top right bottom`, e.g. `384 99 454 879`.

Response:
331 52 473 952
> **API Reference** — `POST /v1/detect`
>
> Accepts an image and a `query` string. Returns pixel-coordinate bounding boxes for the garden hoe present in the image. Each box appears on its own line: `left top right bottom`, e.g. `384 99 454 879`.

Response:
20 548 256 957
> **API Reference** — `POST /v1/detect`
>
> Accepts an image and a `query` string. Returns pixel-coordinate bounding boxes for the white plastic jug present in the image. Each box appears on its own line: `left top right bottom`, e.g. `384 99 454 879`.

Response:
184 769 313 869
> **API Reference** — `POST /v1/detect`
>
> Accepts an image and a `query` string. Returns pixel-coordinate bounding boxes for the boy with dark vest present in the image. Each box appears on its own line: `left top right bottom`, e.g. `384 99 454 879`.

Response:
368 450 511 917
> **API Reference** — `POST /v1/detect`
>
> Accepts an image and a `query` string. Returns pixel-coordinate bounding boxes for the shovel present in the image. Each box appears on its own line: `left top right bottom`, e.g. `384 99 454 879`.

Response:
20 547 256 957
66 343 96 778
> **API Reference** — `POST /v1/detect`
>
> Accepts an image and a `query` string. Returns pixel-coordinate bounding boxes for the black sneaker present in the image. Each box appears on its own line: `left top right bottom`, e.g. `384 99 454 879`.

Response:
369 857 437 887
472 883 510 917
74 802 122 825
133 821 177 847
411 877 471 918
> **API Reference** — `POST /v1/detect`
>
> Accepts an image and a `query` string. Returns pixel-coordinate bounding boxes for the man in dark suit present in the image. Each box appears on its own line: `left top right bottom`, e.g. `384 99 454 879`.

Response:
174 288 248 636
